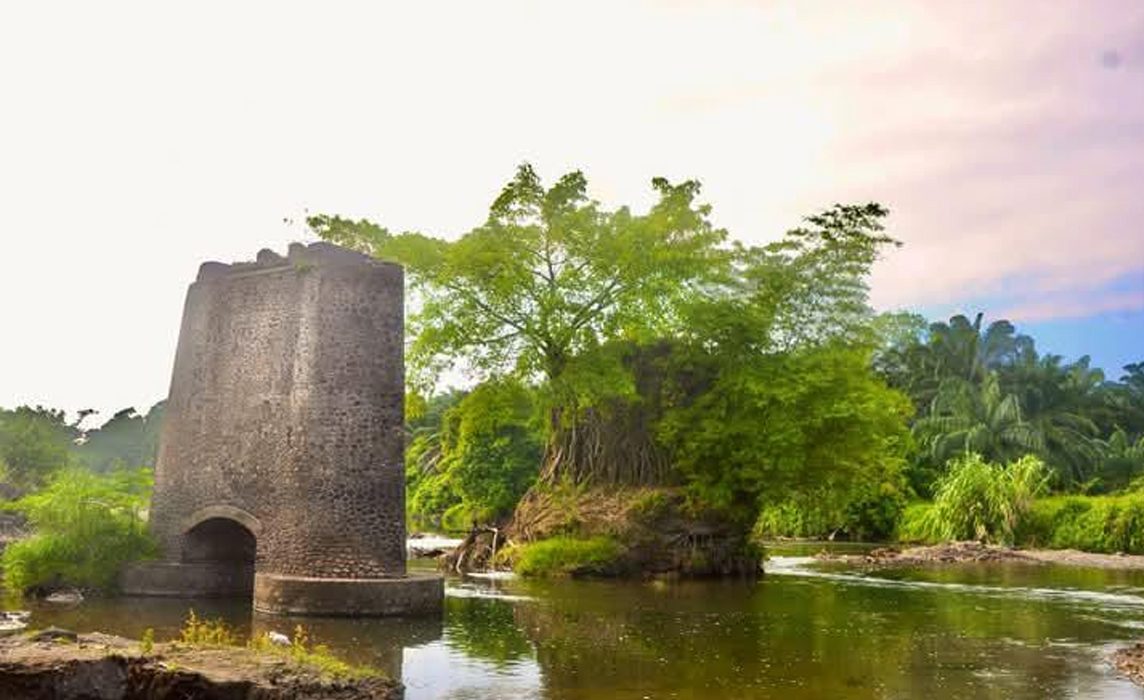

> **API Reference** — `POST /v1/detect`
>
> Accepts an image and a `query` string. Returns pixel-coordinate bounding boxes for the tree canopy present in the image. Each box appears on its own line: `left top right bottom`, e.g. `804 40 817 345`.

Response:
309 164 729 391
313 164 906 526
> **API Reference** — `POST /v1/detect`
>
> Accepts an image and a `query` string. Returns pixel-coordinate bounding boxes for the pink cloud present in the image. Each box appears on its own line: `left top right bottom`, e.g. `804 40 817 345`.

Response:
998 290 1144 322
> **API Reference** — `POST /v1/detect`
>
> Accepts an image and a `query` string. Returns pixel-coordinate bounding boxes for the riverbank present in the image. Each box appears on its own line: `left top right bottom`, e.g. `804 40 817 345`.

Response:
813 540 1144 570
1114 641 1144 688
0 631 401 700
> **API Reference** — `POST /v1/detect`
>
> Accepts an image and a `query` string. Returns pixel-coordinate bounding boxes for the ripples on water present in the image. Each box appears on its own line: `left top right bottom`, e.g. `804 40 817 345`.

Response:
10 547 1144 699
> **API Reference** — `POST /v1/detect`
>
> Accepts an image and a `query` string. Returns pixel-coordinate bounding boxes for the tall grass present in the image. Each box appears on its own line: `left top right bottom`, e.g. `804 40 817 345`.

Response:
1022 494 1144 554
923 453 1049 545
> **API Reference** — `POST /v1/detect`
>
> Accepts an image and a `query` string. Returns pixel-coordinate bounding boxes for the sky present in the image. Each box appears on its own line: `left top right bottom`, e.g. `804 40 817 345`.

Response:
1 0 1141 421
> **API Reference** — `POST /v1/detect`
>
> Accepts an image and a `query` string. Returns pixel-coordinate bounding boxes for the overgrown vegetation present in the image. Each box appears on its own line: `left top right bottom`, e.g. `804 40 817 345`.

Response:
512 536 624 577
1022 494 1144 554
406 381 542 530
314 166 909 553
1 468 155 591
919 454 1048 545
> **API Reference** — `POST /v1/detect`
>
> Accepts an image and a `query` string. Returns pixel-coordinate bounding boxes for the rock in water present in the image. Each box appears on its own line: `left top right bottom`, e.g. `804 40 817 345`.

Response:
0 612 30 636
28 627 79 643
43 590 84 606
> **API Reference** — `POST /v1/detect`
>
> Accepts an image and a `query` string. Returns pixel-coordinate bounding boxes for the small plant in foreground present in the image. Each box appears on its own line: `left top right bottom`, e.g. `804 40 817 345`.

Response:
248 624 382 681
178 610 237 646
141 628 154 654
174 610 382 681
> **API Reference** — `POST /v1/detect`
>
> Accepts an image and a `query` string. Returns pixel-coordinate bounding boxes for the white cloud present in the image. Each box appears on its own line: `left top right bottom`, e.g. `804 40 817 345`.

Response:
1 0 1142 414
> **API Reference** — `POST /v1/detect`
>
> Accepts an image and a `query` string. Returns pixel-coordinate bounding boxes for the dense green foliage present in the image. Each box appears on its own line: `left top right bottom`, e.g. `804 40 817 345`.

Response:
1 468 155 591
75 403 165 473
1022 493 1144 554
512 535 623 577
309 164 1142 552
879 313 1144 495
921 454 1048 544
0 406 76 488
663 345 911 526
314 166 907 536
406 381 542 529
900 492 1144 555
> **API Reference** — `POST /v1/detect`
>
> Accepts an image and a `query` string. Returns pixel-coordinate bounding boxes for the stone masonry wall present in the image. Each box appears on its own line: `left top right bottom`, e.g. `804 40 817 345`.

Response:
149 242 406 578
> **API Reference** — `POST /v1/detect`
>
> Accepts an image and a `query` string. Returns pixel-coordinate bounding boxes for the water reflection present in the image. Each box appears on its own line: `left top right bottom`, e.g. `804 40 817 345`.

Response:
9 552 1144 699
251 611 443 679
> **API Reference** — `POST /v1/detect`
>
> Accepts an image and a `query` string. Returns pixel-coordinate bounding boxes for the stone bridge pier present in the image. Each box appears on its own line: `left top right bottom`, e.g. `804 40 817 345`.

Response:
120 242 442 616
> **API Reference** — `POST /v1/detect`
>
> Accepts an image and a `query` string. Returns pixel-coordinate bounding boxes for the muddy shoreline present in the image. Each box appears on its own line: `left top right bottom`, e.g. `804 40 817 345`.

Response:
811 540 1144 571
0 632 401 699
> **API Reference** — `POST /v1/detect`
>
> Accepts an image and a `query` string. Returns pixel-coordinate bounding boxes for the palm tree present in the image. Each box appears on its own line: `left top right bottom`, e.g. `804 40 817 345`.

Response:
1005 354 1103 486
913 373 1042 468
1092 428 1144 492
925 313 1035 385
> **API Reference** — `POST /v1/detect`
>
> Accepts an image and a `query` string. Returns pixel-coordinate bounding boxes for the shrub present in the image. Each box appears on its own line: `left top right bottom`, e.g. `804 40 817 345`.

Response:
628 490 672 524
1022 493 1144 554
753 477 906 542
754 501 834 540
1 468 155 591
405 381 541 528
514 536 623 577
924 453 1048 544
178 610 237 646
895 502 936 543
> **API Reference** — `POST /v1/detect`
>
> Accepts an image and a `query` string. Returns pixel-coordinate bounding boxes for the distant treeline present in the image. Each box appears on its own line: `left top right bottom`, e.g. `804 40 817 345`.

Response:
0 402 165 491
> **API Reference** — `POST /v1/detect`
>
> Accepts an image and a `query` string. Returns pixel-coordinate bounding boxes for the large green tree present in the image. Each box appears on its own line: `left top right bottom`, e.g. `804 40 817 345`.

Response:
313 166 904 521
310 164 728 389
311 164 728 484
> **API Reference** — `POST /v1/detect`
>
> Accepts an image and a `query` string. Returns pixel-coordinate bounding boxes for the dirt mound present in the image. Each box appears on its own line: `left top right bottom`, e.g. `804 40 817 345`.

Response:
817 541 1040 567
0 632 401 700
444 486 760 577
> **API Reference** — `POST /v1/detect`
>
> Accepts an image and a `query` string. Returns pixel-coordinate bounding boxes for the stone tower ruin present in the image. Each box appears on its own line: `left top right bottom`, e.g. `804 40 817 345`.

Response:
121 242 442 616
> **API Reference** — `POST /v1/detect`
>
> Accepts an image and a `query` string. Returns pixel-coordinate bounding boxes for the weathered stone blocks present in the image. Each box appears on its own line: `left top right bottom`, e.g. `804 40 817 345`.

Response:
123 242 442 616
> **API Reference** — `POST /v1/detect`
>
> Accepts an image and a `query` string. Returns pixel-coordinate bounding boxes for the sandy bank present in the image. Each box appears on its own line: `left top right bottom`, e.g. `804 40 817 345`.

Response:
814 541 1144 570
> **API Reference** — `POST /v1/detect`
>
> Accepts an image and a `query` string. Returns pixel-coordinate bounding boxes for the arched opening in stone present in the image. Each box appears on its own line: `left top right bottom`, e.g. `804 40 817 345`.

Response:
182 517 257 597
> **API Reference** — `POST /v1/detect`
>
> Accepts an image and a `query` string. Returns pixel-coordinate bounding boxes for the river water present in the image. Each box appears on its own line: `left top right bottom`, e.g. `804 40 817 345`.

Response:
8 543 1144 699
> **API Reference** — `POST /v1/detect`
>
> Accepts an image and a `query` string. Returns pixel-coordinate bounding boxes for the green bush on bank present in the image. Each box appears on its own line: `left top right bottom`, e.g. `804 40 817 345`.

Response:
1021 493 1144 554
513 536 624 577
920 453 1048 545
894 502 936 543
1 468 155 591
895 492 1144 555
754 476 907 542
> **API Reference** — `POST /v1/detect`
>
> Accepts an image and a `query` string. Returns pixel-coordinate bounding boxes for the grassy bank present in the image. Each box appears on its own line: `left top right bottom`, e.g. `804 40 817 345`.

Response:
898 493 1144 555
508 536 624 577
